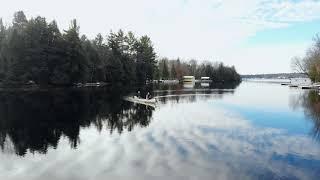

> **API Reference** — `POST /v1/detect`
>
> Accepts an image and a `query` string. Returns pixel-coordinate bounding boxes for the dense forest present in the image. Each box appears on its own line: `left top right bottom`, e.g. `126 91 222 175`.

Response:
0 11 240 86
292 35 320 82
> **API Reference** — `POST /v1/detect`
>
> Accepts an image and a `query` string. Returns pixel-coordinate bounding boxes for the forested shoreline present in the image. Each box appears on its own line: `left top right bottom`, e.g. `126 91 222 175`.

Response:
0 11 240 87
156 58 240 82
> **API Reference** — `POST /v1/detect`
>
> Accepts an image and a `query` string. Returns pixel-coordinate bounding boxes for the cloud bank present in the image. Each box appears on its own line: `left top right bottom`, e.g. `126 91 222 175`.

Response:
1 0 320 73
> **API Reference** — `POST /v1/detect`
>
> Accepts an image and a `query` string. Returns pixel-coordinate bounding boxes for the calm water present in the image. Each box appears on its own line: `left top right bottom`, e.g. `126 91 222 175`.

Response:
0 82 320 180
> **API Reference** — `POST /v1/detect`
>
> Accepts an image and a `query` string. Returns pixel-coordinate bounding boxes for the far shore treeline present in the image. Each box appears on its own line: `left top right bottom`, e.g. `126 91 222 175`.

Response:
0 11 240 86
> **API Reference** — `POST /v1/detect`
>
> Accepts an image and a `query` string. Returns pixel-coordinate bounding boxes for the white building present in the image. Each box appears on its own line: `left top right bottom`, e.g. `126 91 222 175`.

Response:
183 76 195 82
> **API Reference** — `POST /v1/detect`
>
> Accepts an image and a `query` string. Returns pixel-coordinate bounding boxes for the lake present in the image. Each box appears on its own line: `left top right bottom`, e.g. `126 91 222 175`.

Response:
0 81 320 180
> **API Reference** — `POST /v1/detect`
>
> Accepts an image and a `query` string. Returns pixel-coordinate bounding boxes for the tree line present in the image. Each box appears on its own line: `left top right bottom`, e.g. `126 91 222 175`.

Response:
156 58 241 82
292 35 320 82
0 11 240 86
0 11 156 86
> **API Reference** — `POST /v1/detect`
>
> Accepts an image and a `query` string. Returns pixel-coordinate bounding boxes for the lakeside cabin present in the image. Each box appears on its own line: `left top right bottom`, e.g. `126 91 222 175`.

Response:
183 76 195 82
201 77 212 82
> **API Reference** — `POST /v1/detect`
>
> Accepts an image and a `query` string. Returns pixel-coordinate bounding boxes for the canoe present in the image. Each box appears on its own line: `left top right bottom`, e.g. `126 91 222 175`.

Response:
128 96 156 103
124 96 157 107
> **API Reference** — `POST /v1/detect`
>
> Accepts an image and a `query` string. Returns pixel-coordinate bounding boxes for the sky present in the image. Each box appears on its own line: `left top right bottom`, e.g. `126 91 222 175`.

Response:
1 0 320 74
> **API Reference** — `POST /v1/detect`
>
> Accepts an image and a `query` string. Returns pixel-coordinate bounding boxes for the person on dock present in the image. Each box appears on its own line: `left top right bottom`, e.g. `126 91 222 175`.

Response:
146 92 152 100
136 91 141 98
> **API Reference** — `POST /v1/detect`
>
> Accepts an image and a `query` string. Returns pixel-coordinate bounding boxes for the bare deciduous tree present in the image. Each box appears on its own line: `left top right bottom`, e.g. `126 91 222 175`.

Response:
291 56 309 75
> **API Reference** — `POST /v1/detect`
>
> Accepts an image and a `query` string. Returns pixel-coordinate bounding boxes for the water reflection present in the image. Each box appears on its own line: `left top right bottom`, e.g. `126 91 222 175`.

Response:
290 90 320 139
153 81 240 91
0 83 239 157
0 88 153 156
200 82 210 87
153 82 239 104
0 82 239 156
183 82 195 89
1 82 320 180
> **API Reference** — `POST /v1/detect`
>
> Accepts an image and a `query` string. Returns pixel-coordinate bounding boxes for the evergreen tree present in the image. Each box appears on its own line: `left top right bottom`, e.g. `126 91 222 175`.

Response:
12 11 27 30
0 18 5 43
175 58 182 80
63 19 88 84
106 30 126 83
0 19 6 79
93 33 108 82
136 35 156 83
162 59 169 79
171 63 176 79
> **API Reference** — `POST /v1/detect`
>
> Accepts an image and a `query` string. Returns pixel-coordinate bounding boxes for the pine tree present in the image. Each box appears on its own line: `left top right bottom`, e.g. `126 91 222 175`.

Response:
63 19 88 84
162 60 169 79
171 63 176 79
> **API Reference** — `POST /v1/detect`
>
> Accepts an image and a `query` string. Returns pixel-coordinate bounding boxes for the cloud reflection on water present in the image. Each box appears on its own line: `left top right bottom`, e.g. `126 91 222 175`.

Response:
1 95 320 180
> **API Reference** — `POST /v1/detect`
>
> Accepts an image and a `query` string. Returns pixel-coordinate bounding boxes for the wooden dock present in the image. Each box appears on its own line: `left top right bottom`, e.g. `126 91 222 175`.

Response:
286 83 320 89
299 85 314 89
281 83 290 86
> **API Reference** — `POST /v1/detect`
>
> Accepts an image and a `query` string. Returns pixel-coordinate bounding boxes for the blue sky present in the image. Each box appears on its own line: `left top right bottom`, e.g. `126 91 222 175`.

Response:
1 0 320 74
247 20 320 45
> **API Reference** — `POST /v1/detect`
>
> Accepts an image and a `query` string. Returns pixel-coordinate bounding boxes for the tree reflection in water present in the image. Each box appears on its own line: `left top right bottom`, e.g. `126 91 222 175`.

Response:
0 87 153 156
300 91 320 139
0 82 240 157
290 90 320 139
153 82 239 104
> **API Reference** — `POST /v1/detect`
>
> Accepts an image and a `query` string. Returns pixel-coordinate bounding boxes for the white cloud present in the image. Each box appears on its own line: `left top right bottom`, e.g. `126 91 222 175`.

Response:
0 0 320 73
219 42 310 74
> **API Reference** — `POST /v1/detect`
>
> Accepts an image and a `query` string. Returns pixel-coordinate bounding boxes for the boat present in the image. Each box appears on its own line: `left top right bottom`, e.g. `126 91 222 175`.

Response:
124 96 157 107
74 82 108 88
84 82 104 87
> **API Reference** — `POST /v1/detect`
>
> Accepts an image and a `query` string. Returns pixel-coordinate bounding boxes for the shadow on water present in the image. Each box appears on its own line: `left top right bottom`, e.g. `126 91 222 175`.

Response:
0 87 154 156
